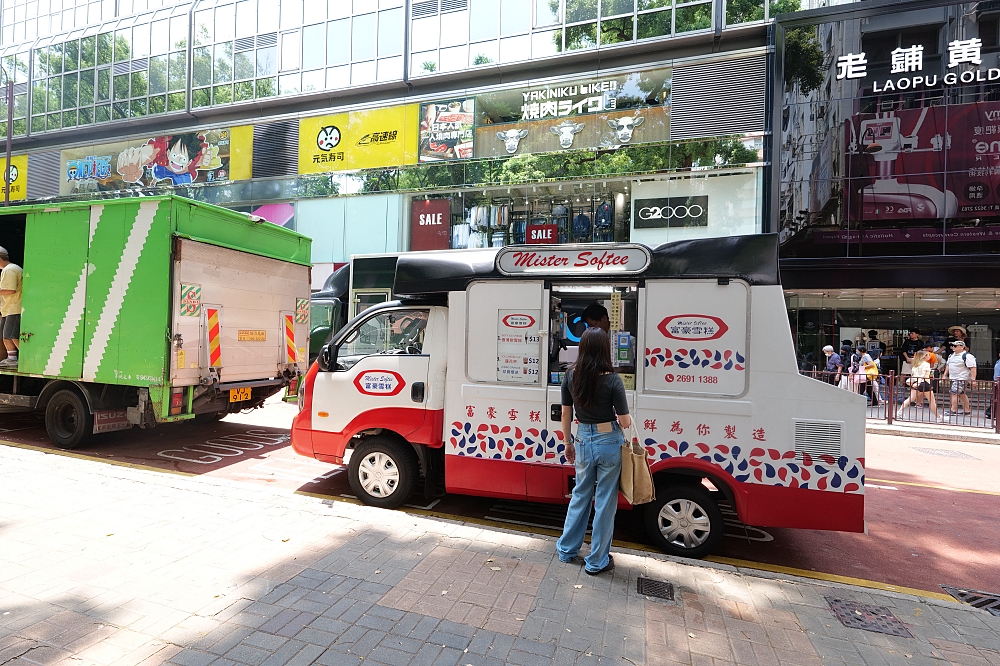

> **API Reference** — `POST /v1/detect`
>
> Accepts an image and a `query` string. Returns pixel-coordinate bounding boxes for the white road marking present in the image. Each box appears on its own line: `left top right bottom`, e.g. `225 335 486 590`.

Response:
867 483 898 490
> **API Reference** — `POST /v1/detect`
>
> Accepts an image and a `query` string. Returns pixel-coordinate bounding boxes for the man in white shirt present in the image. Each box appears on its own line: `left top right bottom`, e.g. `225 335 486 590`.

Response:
942 340 977 417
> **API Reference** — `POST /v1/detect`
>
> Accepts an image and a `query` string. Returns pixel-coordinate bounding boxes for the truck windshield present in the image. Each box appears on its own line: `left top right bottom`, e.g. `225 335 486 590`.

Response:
337 309 429 370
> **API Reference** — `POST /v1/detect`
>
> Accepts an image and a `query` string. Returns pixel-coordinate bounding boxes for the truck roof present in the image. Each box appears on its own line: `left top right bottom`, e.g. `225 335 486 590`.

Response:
393 234 780 295
0 195 312 267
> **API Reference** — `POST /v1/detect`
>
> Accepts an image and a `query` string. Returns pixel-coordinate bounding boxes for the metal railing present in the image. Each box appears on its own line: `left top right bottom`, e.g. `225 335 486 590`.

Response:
800 370 1000 432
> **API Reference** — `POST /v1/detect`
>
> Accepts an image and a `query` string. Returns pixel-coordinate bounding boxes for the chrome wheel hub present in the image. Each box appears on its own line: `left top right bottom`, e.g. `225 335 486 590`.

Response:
358 452 400 498
656 498 712 549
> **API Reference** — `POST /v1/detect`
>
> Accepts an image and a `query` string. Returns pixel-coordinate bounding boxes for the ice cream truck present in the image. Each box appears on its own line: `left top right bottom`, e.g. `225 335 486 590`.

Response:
291 235 866 558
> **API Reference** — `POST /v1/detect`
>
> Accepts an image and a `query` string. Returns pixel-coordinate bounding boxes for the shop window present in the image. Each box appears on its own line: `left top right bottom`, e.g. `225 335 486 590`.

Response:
470 0 499 41
565 21 597 50
80 37 96 69
676 2 711 33
860 27 940 65
566 0 598 22
603 0 634 17
637 9 670 39
601 15 634 44
215 43 234 84
148 57 167 94
378 8 404 56
328 19 351 65
352 13 377 61
536 0 561 26
501 0 531 35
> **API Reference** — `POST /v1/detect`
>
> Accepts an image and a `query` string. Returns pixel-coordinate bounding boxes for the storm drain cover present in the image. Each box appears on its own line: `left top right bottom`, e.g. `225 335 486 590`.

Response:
637 577 674 601
826 597 913 638
911 447 979 460
941 585 1000 616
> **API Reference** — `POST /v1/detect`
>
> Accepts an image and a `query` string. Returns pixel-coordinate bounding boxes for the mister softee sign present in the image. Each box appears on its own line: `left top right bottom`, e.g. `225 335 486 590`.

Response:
496 245 650 275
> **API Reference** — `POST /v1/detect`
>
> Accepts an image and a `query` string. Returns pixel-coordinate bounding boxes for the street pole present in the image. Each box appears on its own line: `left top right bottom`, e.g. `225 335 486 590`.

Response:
2 66 11 207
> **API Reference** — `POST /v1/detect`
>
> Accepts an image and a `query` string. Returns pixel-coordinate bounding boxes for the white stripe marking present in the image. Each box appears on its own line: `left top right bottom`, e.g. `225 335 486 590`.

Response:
42 205 103 376
82 201 159 381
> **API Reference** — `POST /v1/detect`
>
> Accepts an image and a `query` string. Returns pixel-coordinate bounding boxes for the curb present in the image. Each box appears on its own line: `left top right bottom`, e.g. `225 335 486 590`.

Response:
866 422 1000 444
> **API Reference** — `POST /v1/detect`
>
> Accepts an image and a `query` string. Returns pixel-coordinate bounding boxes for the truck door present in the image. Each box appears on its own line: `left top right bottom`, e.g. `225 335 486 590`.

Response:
19 207 94 377
446 280 547 499
311 307 431 451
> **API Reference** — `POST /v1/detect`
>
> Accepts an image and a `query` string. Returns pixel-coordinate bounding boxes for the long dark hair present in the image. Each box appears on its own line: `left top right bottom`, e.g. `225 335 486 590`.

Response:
571 328 613 410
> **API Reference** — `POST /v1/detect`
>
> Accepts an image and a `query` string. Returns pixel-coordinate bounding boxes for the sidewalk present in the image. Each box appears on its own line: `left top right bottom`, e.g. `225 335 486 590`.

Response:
1 444 999 666
867 419 1000 444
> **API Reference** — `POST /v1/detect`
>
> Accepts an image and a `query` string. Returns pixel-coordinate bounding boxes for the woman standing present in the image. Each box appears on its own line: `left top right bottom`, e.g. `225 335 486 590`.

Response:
897 350 943 423
556 328 632 575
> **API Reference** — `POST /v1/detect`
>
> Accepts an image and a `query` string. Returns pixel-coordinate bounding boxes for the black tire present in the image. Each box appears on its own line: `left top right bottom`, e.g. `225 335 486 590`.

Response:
644 482 724 558
348 436 418 509
45 389 92 450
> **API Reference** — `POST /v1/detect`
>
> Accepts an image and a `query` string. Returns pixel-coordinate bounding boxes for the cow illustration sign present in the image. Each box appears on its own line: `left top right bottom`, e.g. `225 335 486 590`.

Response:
354 370 406 396
644 280 749 397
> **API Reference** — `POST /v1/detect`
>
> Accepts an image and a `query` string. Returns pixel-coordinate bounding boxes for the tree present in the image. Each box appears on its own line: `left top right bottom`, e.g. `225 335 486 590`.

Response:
784 25 825 93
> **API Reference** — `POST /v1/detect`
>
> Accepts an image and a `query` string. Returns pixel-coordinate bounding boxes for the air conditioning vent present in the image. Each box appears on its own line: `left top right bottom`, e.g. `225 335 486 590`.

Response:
131 58 148 71
235 36 255 51
113 61 130 75
412 0 438 17
257 32 277 47
793 420 842 459
441 0 467 11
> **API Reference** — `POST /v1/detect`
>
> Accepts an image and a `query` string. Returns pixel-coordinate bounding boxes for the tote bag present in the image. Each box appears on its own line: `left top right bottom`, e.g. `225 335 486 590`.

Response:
620 424 655 505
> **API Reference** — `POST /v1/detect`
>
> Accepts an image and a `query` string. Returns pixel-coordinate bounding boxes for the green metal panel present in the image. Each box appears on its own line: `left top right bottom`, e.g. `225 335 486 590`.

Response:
81 200 170 385
19 207 93 378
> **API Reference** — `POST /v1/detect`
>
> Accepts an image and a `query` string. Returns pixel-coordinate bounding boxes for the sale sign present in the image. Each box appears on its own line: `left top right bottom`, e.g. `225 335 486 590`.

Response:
410 198 452 250
526 224 558 244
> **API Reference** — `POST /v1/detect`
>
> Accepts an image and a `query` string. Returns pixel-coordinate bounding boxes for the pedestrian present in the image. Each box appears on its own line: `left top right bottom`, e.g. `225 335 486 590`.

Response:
946 325 968 357
556 327 632 575
866 348 881 406
822 345 842 386
839 340 853 389
897 350 943 423
942 339 977 417
848 346 872 398
900 328 924 375
987 350 1000 420
0 246 22 368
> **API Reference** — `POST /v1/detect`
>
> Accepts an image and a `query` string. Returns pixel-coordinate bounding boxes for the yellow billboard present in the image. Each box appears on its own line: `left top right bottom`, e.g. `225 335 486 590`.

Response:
299 105 419 174
0 155 27 202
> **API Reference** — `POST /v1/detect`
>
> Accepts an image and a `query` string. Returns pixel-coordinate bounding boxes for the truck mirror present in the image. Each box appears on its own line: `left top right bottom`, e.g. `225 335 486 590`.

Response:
318 343 337 371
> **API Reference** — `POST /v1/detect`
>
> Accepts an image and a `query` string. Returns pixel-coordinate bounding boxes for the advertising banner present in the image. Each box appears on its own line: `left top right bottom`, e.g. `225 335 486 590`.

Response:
299 105 419 174
496 309 541 384
844 101 1000 222
0 155 27 202
60 127 242 196
410 198 451 250
418 98 475 161
473 67 671 158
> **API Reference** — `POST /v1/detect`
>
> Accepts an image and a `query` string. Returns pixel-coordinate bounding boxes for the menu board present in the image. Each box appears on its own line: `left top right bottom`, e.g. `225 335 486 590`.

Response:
497 310 541 383
419 97 475 162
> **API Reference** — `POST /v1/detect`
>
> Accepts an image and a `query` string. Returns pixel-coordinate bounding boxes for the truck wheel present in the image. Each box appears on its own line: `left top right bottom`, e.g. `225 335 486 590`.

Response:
644 483 724 559
195 410 227 423
348 437 418 509
45 389 92 450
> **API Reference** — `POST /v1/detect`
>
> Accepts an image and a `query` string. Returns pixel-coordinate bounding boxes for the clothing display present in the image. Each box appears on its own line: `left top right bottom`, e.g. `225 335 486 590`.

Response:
445 196 622 248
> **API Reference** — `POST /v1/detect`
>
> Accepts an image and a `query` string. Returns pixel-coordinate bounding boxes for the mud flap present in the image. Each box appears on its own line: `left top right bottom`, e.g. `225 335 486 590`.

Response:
423 445 446 500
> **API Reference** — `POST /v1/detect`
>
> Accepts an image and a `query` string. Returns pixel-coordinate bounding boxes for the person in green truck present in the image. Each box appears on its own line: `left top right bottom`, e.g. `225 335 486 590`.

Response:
0 246 22 367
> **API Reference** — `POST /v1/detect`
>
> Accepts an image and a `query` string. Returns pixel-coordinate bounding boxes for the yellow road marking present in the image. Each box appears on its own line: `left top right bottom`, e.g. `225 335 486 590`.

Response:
0 439 965 602
705 556 956 602
867 477 1000 497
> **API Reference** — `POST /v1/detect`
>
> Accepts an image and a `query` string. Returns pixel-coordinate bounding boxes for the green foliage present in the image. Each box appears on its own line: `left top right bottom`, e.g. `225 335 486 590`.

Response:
472 54 493 65
421 61 437 72
784 24 825 93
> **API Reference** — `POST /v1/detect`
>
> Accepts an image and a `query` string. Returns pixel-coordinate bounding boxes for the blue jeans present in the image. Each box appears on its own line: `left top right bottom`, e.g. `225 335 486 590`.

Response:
556 422 624 572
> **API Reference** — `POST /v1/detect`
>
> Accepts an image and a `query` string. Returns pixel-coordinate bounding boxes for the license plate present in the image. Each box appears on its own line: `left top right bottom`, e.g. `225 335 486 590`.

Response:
229 387 252 402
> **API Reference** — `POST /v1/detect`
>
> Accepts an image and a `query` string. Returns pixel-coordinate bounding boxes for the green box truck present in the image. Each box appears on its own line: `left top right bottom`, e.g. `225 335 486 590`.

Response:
0 195 312 448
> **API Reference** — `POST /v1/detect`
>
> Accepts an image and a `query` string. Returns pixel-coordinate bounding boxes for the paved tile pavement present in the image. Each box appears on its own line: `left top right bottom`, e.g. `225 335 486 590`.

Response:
1 443 999 666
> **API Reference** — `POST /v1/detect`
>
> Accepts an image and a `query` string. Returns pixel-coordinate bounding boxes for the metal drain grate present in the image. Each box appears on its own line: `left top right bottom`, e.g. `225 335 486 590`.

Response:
826 598 913 637
941 585 1000 616
911 447 979 460
637 577 674 601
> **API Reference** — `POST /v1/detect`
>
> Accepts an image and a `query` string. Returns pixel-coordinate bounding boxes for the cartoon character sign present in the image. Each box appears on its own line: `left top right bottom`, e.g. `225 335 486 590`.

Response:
116 132 221 186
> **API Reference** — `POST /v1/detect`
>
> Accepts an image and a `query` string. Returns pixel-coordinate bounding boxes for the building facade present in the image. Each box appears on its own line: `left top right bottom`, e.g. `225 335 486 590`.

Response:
775 0 1000 371
0 0 782 287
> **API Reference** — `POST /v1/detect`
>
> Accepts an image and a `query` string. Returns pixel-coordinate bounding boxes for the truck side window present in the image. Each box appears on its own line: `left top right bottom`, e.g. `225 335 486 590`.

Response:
337 309 429 370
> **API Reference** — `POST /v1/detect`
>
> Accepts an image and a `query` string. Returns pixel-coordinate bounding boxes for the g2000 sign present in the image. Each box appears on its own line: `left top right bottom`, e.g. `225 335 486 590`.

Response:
634 196 708 228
